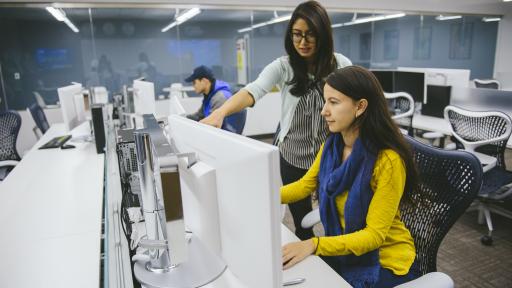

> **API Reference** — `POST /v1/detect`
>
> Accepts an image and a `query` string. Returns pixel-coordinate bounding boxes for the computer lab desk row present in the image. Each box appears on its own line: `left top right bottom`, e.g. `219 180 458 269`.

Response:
0 121 350 288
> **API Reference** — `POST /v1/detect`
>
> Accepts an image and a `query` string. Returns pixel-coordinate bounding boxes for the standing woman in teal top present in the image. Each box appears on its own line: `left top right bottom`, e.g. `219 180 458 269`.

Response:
201 0 352 240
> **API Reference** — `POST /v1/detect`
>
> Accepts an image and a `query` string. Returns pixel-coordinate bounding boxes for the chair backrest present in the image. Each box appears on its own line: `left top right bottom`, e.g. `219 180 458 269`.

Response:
0 110 22 161
222 109 247 134
401 136 482 275
444 105 512 168
385 92 415 135
474 79 500 90
33 91 47 108
385 92 415 120
27 102 50 134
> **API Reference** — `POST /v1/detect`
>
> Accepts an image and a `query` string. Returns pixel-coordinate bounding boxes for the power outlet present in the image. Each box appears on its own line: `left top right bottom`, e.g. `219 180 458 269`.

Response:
14 72 20 80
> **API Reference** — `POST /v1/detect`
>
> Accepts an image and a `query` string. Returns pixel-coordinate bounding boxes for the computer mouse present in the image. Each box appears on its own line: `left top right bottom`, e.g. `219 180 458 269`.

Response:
61 144 76 149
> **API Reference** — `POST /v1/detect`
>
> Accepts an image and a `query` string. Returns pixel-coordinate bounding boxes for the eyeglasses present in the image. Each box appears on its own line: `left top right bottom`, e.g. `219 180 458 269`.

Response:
291 31 316 43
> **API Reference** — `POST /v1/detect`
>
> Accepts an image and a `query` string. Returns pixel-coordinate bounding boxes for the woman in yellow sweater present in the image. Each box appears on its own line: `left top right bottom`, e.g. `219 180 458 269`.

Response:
281 65 420 287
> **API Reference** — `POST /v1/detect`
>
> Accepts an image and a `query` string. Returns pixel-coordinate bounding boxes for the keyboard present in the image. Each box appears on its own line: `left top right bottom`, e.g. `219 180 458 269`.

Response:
39 135 72 149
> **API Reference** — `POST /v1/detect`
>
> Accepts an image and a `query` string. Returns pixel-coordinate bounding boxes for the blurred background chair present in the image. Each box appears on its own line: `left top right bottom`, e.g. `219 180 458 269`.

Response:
0 110 22 181
384 92 414 136
222 109 247 135
33 91 47 108
27 102 50 140
473 79 500 90
444 105 512 245
301 136 482 280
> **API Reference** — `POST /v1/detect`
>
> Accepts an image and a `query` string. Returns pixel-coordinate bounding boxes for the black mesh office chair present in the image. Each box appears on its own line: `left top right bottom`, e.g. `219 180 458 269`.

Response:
474 79 500 90
27 102 50 139
0 110 22 181
401 136 482 274
384 92 415 136
444 105 512 245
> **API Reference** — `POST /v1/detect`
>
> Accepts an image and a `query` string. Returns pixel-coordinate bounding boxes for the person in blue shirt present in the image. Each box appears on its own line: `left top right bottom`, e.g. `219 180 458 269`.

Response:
184 65 245 134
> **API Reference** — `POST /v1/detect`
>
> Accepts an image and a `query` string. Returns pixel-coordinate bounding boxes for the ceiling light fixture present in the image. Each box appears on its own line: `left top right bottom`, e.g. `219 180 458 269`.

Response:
46 6 79 33
482 17 501 22
237 13 292 33
332 13 405 28
162 7 201 32
435 15 462 21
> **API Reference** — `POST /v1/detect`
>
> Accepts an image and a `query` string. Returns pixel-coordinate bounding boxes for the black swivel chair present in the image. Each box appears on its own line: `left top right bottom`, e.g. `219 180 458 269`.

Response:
401 136 482 275
0 110 22 181
27 103 50 139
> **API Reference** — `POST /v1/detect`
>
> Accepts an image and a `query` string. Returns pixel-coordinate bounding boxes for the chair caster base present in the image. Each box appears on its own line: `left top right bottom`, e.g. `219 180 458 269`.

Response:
481 235 493 246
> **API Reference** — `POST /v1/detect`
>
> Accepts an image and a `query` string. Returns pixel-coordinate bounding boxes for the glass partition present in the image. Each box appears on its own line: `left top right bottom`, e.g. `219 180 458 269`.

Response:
0 5 500 110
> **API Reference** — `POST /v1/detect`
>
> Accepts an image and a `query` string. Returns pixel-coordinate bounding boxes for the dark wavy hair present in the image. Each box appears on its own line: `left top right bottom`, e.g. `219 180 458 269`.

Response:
325 65 419 203
284 0 337 97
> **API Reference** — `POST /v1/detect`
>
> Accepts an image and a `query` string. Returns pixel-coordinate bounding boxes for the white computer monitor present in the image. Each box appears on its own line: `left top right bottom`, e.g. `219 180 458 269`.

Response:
57 83 85 131
397 67 471 88
133 79 156 116
167 115 282 288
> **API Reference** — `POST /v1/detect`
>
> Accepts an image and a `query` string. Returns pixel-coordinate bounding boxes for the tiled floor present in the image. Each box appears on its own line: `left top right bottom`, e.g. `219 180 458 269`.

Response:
279 144 512 287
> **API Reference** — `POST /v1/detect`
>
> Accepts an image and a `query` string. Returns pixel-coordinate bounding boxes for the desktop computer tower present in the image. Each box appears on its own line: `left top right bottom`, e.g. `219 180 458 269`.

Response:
116 128 141 206
91 104 106 154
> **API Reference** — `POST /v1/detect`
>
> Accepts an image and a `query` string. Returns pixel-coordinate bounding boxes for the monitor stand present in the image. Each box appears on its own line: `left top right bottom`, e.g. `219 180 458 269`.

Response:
134 233 226 288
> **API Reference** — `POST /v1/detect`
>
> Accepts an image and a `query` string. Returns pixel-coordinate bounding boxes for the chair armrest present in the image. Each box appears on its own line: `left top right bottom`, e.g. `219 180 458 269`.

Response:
472 151 497 173
301 208 320 229
395 272 454 288
0 160 19 168
422 131 445 139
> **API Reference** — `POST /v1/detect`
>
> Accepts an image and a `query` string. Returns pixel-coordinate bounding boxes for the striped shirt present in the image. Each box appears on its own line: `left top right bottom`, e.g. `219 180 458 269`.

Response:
279 82 329 169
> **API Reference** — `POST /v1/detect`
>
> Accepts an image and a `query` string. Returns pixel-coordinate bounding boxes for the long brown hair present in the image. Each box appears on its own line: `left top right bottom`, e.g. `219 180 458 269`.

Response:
284 0 337 97
325 65 418 201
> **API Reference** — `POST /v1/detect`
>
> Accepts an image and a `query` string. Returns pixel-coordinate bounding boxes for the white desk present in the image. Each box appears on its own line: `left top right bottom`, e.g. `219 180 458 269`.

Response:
412 113 451 135
0 122 104 288
201 224 350 288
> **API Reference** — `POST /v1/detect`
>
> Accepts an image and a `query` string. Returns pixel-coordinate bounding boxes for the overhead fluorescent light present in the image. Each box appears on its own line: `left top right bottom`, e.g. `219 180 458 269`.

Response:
162 7 201 32
46 7 66 21
482 17 501 22
504 0 511 2
332 13 405 28
237 14 292 33
435 15 462 21
46 7 79 33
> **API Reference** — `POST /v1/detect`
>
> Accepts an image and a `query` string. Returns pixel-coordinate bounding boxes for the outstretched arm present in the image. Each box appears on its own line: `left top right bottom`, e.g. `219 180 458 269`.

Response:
200 89 254 128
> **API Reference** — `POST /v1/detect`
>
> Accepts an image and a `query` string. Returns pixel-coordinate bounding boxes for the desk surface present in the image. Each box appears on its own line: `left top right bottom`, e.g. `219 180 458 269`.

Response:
203 224 351 288
0 122 104 288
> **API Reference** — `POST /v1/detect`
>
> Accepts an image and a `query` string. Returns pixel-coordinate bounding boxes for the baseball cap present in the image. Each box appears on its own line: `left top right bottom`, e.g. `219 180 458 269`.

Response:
184 65 214 82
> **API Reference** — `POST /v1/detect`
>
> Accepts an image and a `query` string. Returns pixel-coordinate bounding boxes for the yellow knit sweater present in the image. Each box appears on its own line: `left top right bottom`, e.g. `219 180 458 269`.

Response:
281 145 416 275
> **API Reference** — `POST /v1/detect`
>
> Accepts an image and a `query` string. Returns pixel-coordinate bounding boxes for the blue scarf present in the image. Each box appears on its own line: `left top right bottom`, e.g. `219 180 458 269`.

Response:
318 134 380 288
